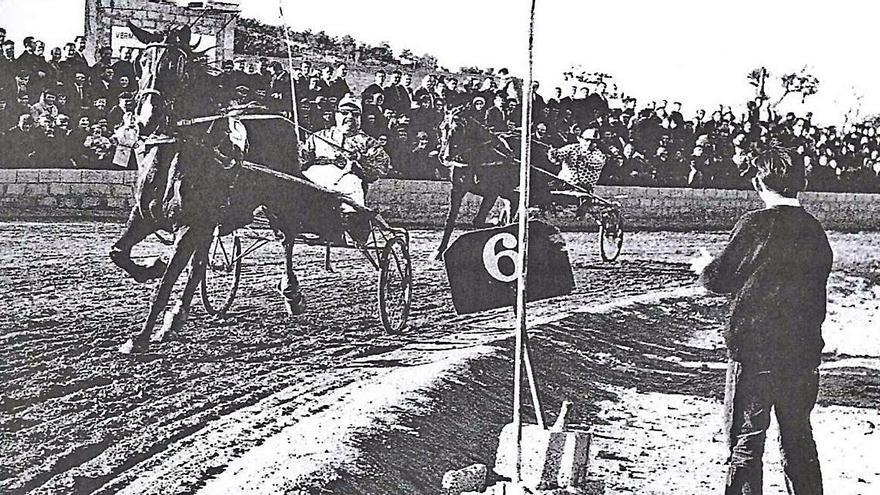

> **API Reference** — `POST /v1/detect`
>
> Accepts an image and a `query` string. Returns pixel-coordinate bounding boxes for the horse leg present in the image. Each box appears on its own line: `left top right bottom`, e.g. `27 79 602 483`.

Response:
155 228 212 342
434 182 466 261
473 194 499 228
507 190 522 223
119 225 199 354
279 240 307 316
110 207 168 283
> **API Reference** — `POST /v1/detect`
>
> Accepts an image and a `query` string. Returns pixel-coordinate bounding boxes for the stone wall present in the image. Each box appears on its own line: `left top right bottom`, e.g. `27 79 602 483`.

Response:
2 170 880 231
0 169 137 221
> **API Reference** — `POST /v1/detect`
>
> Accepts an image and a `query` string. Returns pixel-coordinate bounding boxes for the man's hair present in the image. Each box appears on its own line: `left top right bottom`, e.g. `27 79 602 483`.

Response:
752 144 806 198
0 28 6 35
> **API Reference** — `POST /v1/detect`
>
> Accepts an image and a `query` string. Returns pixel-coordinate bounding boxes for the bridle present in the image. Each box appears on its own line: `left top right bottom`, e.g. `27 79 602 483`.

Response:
441 112 510 164
137 42 190 105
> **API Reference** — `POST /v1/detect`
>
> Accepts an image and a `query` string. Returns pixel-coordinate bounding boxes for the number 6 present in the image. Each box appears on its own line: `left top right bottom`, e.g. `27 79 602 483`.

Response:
483 233 519 283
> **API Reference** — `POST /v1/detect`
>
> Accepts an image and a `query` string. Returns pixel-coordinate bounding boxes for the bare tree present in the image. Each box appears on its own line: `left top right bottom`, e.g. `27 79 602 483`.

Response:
775 67 819 107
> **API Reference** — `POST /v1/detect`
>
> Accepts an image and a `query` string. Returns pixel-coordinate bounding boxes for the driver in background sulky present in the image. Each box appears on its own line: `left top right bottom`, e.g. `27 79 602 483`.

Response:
299 95 390 240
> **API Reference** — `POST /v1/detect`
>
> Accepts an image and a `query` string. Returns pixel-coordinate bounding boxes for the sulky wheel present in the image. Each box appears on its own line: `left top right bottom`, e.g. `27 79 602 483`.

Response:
201 232 242 316
599 208 624 262
377 235 413 334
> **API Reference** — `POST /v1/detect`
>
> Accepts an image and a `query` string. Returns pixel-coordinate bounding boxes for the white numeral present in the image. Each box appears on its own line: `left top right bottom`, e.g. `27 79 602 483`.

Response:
482 233 519 283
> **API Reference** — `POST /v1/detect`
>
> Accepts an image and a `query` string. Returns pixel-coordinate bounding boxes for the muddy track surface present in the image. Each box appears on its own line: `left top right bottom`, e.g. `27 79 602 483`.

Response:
1 223 878 494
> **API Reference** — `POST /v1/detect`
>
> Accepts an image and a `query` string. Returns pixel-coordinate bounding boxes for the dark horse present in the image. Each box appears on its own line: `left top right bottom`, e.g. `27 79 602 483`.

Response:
434 106 519 259
435 105 555 259
110 22 313 353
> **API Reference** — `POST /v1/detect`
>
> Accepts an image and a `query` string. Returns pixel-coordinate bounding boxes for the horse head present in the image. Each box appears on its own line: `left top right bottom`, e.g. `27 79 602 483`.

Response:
128 21 202 136
439 104 469 163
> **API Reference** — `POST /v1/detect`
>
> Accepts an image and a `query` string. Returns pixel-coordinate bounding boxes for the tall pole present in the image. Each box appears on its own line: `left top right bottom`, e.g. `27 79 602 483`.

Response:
278 0 300 131
513 0 538 484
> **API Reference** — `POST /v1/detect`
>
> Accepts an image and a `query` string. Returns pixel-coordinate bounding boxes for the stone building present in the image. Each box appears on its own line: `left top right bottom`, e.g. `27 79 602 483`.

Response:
84 0 239 63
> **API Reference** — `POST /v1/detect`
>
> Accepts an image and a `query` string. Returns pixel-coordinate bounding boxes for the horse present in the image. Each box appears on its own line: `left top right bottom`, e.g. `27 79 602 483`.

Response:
434 105 520 259
434 105 557 259
110 22 312 354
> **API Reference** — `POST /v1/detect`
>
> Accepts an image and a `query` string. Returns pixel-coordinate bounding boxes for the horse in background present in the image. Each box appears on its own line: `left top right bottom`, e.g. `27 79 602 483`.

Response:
109 22 308 354
434 105 520 259
435 104 558 259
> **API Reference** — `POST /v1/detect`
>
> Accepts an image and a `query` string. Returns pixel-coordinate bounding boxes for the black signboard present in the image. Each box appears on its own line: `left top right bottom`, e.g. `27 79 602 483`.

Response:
443 221 575 314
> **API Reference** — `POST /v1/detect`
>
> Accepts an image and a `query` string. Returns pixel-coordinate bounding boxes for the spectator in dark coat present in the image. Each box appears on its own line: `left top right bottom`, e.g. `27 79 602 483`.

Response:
1 114 39 167
485 92 509 134
693 146 830 495
361 70 386 106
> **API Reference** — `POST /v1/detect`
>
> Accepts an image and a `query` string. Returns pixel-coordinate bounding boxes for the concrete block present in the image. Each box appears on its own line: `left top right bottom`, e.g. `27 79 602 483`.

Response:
495 423 591 491
442 464 487 495
16 170 41 183
111 184 134 198
49 183 71 196
106 197 131 209
81 196 105 209
54 168 83 184
74 183 113 196
37 197 58 207
38 169 63 182
122 170 138 185
0 169 16 183
59 197 80 208
24 184 49 196
81 169 109 184
4 183 27 196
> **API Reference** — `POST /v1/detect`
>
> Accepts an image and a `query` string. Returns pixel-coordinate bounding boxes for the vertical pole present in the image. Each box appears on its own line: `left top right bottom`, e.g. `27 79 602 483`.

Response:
513 0 538 484
278 0 300 131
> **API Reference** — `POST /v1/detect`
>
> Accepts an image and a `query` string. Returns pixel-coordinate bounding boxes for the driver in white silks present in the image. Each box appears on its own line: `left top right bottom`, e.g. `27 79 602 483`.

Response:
299 95 391 235
280 96 390 317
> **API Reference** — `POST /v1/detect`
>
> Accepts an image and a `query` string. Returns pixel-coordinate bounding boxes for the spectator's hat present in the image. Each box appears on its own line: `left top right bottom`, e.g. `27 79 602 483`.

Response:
580 128 600 140
337 95 362 114
235 84 250 92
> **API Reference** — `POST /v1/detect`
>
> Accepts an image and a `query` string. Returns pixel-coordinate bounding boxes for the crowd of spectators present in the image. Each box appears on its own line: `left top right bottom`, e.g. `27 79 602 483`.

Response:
2 25 880 193
0 30 142 169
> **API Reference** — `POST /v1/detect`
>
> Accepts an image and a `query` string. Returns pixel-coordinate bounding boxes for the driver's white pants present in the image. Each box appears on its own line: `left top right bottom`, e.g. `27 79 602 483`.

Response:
302 164 364 212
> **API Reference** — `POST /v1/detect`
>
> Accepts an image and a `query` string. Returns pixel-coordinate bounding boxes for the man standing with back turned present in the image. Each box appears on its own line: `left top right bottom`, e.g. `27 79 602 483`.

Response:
691 145 831 495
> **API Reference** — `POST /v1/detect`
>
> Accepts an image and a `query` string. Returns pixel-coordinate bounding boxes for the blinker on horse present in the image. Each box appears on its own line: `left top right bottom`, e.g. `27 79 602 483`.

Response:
109 22 250 354
111 21 310 355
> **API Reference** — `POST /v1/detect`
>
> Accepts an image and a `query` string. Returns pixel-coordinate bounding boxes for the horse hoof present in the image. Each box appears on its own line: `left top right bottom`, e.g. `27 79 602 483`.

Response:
144 257 168 279
119 338 149 355
284 293 307 317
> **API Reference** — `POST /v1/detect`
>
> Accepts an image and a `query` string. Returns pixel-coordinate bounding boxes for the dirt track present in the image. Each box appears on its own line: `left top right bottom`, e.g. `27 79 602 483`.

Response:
1 222 878 494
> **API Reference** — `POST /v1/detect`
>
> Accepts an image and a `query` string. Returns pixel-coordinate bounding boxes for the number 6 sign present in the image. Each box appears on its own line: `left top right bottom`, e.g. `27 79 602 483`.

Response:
483 232 520 283
443 221 575 314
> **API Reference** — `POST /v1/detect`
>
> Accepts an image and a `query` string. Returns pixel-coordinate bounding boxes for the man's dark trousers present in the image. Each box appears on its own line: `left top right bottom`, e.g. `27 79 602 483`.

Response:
724 360 823 495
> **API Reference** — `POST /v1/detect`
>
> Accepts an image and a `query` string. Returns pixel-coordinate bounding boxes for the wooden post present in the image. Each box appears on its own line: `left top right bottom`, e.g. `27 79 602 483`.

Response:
278 0 300 131
513 0 538 483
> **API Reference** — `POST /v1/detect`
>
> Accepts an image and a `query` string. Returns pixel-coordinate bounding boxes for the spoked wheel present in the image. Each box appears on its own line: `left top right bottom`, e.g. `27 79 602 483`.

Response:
200 231 242 316
377 236 413 334
599 208 624 262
